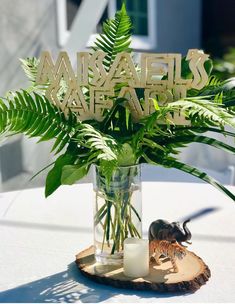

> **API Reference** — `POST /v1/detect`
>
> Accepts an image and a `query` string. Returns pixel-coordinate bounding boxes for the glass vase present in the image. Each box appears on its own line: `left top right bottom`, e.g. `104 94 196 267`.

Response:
93 164 142 265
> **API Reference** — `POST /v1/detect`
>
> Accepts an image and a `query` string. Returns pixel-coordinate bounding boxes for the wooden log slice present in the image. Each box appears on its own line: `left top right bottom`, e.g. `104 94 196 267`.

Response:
76 246 211 293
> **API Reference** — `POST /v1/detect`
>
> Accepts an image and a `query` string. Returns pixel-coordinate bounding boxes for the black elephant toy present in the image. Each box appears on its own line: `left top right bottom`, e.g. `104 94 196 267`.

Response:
148 219 192 247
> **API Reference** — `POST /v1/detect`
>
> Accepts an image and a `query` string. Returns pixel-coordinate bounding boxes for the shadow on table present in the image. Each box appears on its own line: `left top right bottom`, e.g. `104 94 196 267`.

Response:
0 262 192 303
179 207 221 222
0 207 223 303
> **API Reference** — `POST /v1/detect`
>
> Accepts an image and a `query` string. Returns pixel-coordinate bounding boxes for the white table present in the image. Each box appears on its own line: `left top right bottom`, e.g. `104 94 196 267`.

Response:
0 182 234 303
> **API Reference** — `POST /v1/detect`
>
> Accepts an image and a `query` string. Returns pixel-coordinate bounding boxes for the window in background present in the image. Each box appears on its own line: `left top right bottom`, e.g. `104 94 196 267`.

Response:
90 0 157 50
56 0 83 46
117 0 148 35
57 0 157 50
66 0 83 30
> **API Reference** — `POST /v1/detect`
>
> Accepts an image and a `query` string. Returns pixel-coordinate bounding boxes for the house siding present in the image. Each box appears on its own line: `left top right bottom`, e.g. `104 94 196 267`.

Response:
0 0 59 190
0 0 59 95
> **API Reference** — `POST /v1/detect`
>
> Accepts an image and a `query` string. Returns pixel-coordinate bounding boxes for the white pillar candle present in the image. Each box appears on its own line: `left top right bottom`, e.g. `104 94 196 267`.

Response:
123 238 149 278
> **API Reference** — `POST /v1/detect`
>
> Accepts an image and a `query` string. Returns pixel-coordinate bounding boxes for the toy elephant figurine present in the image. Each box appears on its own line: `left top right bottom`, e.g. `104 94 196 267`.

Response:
148 219 192 247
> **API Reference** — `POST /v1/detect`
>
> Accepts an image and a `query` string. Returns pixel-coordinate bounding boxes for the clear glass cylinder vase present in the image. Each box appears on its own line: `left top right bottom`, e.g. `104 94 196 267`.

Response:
93 164 142 265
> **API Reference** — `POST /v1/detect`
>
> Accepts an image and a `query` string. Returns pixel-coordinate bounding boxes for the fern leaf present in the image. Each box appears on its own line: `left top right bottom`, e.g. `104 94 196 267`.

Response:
20 57 39 85
75 124 118 162
168 98 235 128
93 3 132 71
0 91 77 154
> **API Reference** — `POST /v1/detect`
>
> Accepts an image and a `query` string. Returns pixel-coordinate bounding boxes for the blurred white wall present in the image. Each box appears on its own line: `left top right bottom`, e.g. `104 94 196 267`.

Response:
0 0 59 191
0 0 59 94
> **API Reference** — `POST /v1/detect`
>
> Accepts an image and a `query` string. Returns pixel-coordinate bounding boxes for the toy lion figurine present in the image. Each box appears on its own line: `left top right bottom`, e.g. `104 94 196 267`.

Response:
149 240 186 273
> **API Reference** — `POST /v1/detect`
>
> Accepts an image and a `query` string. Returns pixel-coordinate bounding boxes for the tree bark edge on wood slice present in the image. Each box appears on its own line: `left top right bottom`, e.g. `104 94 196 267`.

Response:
75 246 211 293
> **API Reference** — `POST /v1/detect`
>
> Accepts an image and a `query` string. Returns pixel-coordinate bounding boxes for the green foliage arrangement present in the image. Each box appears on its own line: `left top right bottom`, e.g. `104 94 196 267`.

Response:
1 4 235 204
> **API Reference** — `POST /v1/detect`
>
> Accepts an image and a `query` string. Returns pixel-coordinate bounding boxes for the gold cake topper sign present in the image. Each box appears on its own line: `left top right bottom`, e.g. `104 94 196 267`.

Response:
35 50 209 124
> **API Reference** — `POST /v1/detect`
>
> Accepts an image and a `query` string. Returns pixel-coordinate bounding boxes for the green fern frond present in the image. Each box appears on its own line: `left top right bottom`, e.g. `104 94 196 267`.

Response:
207 75 222 87
168 98 235 128
214 92 223 104
20 58 68 100
20 57 39 85
93 3 132 71
19 57 48 94
0 91 77 153
195 76 235 99
192 76 222 96
132 108 172 151
75 123 118 162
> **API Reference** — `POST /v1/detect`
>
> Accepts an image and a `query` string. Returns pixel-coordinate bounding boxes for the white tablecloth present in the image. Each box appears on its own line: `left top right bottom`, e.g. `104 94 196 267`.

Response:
0 182 234 303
